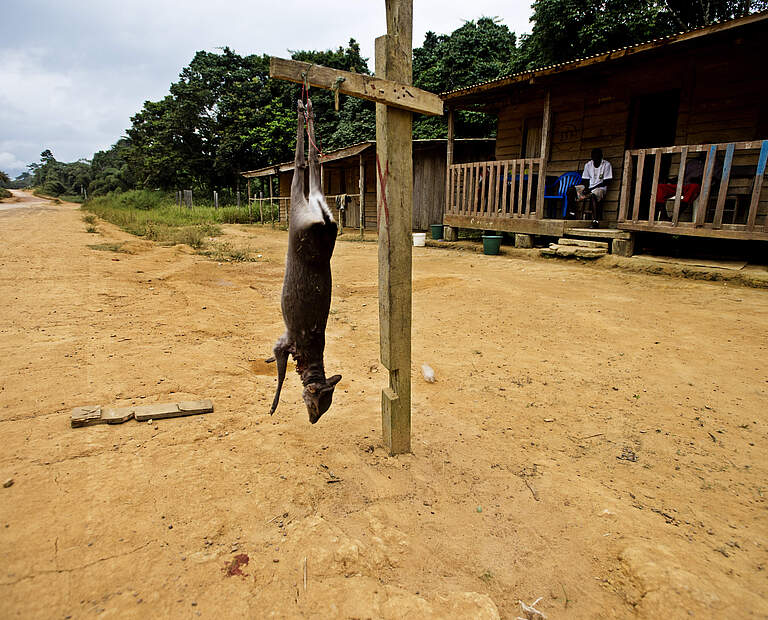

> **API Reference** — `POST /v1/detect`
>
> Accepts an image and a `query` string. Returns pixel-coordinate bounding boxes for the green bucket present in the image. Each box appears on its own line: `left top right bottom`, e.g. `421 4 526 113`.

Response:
430 224 444 240
482 235 502 255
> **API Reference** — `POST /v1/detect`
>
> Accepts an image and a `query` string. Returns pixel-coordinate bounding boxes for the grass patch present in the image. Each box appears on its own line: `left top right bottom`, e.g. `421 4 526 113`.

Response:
82 214 97 225
0 188 11 200
82 190 254 252
198 241 256 262
88 243 126 253
85 226 98 233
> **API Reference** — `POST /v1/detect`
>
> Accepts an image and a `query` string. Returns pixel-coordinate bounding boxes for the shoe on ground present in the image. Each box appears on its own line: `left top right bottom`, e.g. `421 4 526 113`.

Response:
591 220 599 229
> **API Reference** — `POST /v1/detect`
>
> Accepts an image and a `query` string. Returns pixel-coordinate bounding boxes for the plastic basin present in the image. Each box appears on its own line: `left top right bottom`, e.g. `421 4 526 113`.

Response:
412 232 426 247
482 235 502 255
430 224 443 240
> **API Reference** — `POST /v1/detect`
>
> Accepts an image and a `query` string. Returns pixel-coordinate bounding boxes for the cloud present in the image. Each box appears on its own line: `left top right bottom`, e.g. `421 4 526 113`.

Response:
0 152 27 176
0 1 532 174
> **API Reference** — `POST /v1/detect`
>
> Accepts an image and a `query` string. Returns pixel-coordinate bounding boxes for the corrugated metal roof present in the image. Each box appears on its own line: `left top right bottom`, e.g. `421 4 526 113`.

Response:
441 10 768 101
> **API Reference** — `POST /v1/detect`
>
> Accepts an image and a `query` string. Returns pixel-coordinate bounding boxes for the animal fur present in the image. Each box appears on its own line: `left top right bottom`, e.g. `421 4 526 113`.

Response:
268 98 341 423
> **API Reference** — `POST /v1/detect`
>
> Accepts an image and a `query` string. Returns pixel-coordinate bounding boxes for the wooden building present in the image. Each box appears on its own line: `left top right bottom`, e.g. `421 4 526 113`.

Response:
242 139 494 231
441 11 768 249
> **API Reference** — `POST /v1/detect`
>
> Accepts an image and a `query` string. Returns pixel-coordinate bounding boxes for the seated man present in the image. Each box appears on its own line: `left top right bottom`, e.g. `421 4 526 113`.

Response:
566 148 612 227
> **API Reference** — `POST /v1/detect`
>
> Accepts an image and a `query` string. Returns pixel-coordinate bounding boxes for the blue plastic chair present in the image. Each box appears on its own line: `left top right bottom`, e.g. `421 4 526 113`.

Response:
543 171 583 218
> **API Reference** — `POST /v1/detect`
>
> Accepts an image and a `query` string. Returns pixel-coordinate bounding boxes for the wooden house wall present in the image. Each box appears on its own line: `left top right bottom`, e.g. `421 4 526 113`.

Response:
273 141 496 230
413 147 446 230
492 32 767 223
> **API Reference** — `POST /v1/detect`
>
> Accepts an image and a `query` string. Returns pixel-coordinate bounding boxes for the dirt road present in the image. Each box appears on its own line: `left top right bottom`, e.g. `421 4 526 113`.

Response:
0 188 54 211
1 192 766 618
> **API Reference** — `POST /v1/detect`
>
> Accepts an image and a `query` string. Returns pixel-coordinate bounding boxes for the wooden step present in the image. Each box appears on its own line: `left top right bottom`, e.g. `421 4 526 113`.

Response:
557 238 609 250
564 227 632 240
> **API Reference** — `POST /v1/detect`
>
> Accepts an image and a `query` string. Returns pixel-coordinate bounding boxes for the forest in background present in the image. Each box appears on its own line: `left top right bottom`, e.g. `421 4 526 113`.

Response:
2 0 766 202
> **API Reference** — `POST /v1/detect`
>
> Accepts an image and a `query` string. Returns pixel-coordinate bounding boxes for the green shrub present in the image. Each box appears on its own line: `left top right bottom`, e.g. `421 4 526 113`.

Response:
0 188 11 200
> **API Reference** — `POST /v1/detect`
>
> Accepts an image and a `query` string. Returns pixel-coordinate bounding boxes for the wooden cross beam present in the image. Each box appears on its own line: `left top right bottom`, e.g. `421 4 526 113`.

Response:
268 0 420 455
269 56 442 117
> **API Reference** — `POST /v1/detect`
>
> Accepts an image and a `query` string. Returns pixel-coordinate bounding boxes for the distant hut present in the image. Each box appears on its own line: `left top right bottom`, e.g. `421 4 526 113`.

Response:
242 139 495 231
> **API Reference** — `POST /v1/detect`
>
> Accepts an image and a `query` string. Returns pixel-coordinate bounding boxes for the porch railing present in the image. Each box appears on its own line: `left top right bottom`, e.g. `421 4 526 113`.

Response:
446 158 544 220
617 140 768 235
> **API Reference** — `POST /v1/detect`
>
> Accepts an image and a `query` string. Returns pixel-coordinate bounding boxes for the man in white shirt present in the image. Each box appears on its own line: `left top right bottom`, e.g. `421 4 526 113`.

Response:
566 148 612 227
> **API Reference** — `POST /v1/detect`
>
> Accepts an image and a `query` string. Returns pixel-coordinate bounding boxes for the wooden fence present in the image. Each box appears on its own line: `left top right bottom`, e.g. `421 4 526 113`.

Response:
618 140 768 239
446 159 544 220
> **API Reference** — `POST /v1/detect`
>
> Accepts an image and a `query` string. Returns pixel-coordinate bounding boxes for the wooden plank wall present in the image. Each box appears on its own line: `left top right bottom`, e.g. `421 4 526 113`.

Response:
491 32 767 225
413 148 446 230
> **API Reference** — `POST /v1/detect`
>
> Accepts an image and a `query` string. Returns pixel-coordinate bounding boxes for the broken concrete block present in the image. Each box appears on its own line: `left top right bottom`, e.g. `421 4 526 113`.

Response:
612 236 635 257
133 399 213 421
71 405 107 427
71 399 213 427
514 233 534 249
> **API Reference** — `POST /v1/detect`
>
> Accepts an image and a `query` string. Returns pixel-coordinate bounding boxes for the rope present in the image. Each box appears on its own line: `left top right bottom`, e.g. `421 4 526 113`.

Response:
300 70 324 158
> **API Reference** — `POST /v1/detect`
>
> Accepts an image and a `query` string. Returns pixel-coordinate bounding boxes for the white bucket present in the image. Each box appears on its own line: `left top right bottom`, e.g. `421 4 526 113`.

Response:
412 232 426 247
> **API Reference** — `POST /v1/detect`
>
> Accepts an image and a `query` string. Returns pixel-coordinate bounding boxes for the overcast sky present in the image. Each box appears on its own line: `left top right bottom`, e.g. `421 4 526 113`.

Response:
0 1 532 178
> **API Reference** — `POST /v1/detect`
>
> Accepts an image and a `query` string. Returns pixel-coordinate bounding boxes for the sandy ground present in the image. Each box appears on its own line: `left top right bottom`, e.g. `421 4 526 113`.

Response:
1 191 766 619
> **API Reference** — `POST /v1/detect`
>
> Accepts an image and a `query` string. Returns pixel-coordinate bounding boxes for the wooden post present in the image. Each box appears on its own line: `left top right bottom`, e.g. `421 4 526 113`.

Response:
268 175 274 226
445 107 454 221
648 149 661 223
618 150 633 222
359 154 365 239
672 147 688 225
268 2 442 455
247 178 251 209
376 0 412 455
272 174 277 227
713 143 735 229
747 140 768 230
536 89 551 219
259 191 264 223
695 144 718 227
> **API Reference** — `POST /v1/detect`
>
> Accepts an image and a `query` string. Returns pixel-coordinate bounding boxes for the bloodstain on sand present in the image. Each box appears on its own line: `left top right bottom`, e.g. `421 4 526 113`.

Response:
223 553 250 577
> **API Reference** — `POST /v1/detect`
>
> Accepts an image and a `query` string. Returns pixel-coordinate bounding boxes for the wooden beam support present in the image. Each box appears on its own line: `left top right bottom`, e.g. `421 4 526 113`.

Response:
445 107 454 220
359 154 365 238
536 89 551 219
672 146 688 225
618 149 632 222
376 0 412 455
270 56 442 117
695 144 718 227
713 143 735 229
268 175 274 226
746 140 768 230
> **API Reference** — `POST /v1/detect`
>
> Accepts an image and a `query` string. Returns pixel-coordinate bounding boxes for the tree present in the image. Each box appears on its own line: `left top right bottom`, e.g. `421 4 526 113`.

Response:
413 18 518 138
663 0 768 29
517 0 768 70
517 0 670 70
125 41 375 193
0 171 9 186
289 39 376 152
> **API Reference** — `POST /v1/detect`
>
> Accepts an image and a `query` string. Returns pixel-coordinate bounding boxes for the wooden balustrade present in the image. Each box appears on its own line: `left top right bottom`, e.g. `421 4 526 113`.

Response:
447 159 543 220
617 140 768 239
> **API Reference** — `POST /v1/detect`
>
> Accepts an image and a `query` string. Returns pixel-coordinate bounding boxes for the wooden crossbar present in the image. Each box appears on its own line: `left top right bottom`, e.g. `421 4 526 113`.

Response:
269 57 443 117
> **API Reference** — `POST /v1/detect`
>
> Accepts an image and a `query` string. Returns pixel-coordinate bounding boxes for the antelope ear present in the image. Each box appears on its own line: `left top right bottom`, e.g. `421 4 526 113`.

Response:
326 374 342 388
